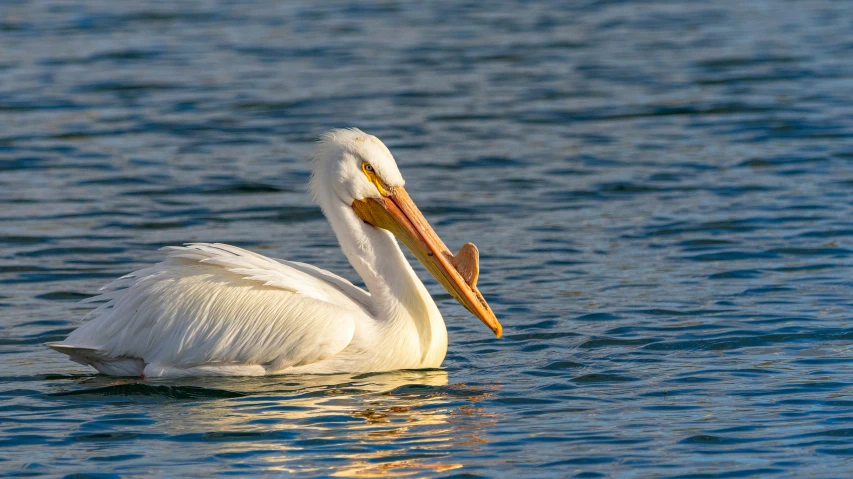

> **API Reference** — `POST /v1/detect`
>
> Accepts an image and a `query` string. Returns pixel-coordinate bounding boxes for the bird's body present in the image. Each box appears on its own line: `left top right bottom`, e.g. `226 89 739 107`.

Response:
53 242 447 377
50 129 499 377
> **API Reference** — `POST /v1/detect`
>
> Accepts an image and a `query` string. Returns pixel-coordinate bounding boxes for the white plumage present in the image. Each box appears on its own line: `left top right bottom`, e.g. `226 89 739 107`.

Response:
50 129 500 377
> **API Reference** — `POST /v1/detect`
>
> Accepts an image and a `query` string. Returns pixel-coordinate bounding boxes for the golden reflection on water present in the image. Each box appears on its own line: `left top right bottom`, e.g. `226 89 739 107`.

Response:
135 370 500 476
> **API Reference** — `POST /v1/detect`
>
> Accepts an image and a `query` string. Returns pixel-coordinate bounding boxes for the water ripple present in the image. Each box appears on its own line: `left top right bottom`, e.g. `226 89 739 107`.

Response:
3 0 853 477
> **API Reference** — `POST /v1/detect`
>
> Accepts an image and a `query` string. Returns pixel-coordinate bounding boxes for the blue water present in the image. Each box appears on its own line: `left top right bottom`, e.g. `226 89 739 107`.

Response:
3 0 853 477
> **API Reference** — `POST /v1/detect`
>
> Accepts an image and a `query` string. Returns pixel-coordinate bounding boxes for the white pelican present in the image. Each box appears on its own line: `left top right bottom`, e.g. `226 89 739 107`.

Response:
49 128 502 377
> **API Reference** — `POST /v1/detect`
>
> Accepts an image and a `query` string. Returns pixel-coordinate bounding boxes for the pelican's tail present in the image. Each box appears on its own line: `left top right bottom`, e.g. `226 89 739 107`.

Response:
48 343 145 377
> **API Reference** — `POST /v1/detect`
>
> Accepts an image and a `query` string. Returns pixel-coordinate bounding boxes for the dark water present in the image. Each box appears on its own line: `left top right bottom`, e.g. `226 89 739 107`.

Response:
3 0 853 476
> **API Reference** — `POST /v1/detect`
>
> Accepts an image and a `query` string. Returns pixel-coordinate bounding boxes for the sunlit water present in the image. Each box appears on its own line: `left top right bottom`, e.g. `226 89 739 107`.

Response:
3 0 853 477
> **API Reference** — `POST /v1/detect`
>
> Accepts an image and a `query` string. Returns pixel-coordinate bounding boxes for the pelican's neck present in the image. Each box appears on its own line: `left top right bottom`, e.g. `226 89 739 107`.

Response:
320 196 446 356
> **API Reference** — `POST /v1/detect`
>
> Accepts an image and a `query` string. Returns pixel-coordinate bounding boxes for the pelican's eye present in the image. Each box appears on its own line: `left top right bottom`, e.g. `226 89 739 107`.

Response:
362 162 389 196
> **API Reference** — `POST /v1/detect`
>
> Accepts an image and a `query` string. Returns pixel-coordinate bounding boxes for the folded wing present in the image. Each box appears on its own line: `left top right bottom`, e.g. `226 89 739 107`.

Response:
49 243 372 376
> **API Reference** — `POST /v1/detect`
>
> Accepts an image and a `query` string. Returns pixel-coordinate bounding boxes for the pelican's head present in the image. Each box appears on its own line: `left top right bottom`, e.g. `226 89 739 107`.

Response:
310 128 502 338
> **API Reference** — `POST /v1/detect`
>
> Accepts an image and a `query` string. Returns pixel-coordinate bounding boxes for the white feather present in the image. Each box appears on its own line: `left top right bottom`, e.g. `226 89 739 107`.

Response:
55 243 364 375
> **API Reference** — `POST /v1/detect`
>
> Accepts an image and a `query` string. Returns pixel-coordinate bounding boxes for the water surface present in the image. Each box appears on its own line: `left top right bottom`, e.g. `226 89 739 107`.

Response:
3 0 853 477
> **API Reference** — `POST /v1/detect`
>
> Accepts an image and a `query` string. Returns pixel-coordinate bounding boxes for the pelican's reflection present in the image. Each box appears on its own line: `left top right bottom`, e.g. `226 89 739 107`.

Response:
127 370 501 476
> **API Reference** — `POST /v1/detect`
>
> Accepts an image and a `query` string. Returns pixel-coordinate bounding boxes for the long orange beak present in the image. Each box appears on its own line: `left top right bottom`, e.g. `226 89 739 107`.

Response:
352 187 502 338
